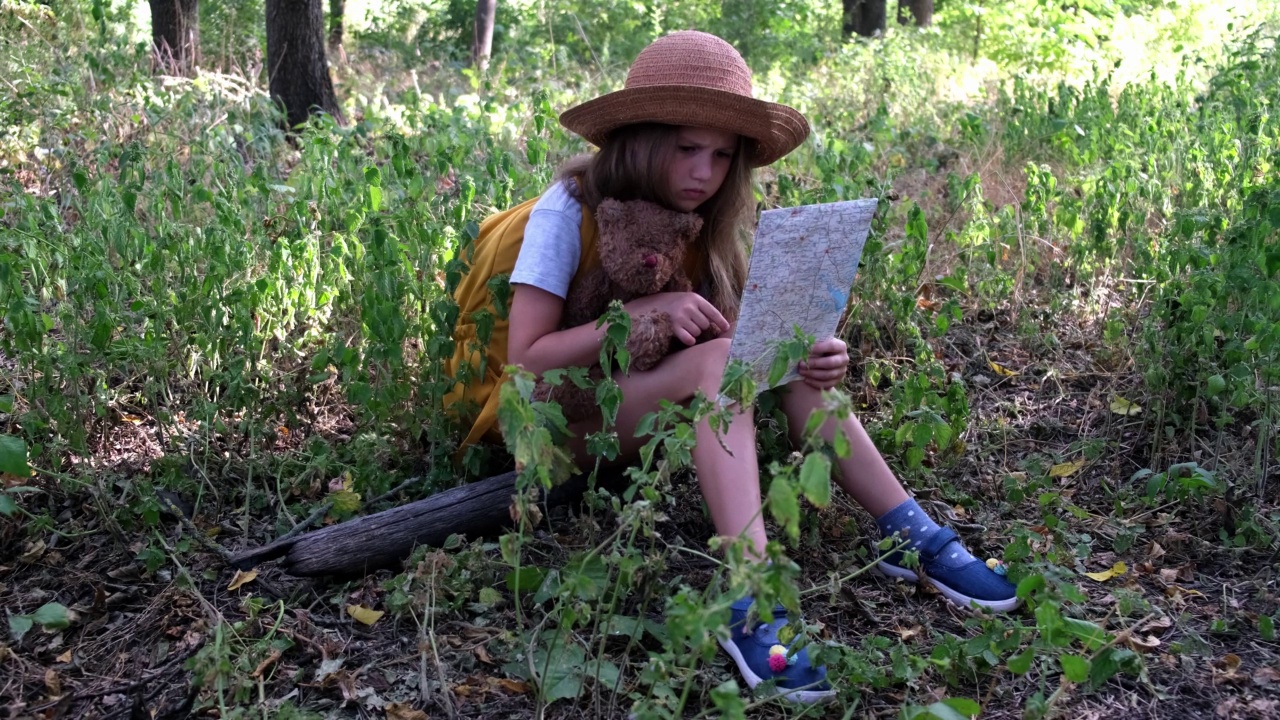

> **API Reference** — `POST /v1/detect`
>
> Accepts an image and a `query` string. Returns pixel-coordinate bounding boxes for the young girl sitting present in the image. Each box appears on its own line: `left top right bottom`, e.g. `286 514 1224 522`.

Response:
444 30 1017 704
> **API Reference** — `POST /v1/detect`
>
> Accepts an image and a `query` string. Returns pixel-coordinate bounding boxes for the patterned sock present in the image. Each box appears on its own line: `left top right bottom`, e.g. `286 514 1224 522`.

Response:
876 498 978 570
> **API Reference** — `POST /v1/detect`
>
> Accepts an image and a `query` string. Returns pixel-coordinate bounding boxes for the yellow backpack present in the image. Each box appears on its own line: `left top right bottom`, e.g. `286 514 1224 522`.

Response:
443 191 705 450
443 195 601 449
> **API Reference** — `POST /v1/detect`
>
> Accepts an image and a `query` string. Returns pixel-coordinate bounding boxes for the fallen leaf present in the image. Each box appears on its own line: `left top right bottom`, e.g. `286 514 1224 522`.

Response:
1139 616 1174 633
1252 667 1280 686
1247 700 1279 716
55 649 72 663
1216 654 1242 672
119 413 144 425
1109 396 1143 416
1147 542 1166 561
896 625 924 642
328 472 353 493
489 677 531 694
1213 653 1246 685
1050 459 1086 478
988 360 1018 377
328 489 362 515
252 648 283 678
473 644 494 665
227 568 258 592
45 668 61 697
916 297 940 312
346 604 384 626
18 539 46 563
1083 561 1128 582
1119 631 1161 652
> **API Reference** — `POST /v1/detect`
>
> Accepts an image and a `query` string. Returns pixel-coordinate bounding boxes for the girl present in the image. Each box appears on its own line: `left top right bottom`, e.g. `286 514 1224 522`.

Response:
445 30 1017 703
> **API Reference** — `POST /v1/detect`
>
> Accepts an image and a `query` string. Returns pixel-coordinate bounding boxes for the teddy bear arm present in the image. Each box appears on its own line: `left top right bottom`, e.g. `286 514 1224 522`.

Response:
627 310 676 372
563 268 614 329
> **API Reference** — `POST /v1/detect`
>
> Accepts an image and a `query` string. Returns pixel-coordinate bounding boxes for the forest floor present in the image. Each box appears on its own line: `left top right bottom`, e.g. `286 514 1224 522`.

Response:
3 149 1277 720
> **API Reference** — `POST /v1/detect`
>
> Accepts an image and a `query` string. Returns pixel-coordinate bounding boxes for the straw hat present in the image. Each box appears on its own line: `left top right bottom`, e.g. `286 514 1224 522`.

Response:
559 31 810 167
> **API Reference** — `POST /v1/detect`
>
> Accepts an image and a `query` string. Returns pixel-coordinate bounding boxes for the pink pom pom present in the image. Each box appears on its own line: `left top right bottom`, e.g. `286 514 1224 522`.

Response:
768 653 788 673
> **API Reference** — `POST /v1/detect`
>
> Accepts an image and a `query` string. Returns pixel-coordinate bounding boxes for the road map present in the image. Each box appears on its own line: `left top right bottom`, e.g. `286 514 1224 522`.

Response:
726 198 877 394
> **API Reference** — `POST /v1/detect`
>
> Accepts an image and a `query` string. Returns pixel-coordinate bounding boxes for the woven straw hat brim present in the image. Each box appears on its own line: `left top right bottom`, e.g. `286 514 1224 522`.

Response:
560 85 810 168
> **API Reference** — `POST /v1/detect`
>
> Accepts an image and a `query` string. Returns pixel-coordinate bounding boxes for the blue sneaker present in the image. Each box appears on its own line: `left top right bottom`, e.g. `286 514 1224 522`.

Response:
878 527 1020 612
717 597 836 704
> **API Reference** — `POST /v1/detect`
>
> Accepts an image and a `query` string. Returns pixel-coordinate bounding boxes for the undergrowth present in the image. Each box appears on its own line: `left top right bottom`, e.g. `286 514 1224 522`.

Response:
1 1 1278 718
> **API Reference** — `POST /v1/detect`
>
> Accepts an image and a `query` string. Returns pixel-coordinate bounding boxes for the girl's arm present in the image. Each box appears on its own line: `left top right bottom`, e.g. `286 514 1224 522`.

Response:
507 285 730 376
507 285 610 375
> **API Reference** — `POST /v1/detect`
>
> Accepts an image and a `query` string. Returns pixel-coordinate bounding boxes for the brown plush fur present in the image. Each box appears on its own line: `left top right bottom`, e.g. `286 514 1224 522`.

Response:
534 198 709 423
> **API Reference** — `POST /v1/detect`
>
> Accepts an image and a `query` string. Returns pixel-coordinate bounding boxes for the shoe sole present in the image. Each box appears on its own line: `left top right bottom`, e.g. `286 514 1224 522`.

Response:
716 638 836 704
877 562 1022 613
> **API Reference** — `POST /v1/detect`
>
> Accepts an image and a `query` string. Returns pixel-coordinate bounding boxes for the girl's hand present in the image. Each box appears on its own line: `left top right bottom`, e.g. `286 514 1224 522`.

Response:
797 337 850 390
624 292 729 346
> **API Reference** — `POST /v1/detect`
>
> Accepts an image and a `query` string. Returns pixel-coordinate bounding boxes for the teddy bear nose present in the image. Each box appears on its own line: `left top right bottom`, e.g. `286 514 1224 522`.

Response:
643 255 659 268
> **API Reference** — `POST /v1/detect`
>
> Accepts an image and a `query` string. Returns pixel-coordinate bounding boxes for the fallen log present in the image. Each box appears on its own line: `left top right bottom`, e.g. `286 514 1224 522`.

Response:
229 470 609 577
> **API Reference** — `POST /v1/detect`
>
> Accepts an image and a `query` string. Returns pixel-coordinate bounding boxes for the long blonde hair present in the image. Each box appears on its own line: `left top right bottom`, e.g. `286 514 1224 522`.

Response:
556 124 753 324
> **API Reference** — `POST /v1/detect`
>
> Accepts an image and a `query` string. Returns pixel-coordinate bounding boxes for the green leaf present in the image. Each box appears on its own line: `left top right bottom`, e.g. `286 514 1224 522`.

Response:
505 566 547 593
767 476 801 541
940 697 982 716
1060 653 1091 683
710 679 747 719
31 602 70 630
536 640 585 702
906 204 928 243
0 435 30 477
8 614 33 643
0 493 16 517
911 700 974 720
1206 374 1226 397
1260 614 1275 641
833 426 852 458
798 452 832 508
767 350 791 387
588 658 620 690
1015 573 1045 600
1007 648 1034 674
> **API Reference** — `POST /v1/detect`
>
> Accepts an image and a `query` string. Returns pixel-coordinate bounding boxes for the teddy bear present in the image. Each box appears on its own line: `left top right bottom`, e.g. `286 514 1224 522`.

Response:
533 197 713 423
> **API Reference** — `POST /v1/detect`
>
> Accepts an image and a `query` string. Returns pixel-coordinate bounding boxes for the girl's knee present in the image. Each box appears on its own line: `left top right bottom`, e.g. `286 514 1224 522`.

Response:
661 337 731 395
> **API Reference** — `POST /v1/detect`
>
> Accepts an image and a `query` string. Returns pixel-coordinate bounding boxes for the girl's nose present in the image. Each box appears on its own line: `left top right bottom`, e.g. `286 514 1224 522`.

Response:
690 153 712 180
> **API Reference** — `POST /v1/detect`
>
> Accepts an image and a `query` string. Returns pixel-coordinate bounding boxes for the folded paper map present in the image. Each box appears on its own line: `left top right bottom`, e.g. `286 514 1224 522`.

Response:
726 198 877 394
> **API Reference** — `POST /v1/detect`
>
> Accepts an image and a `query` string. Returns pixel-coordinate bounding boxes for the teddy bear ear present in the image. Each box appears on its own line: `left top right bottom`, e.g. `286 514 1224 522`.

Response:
682 213 704 237
597 198 622 223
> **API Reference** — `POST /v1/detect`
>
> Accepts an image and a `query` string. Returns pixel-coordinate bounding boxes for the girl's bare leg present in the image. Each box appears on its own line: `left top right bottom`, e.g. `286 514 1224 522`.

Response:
775 381 908 517
566 338 768 556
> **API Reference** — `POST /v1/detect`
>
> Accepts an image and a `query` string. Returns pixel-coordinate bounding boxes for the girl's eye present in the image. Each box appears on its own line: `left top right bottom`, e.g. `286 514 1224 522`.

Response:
678 145 696 153
715 150 733 159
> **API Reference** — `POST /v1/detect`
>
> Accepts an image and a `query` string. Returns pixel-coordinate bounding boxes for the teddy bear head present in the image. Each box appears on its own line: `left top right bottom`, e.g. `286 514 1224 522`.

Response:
595 198 704 296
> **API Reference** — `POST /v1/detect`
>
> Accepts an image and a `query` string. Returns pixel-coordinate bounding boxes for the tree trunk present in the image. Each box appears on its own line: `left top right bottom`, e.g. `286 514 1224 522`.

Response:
842 0 886 39
148 0 199 74
229 469 614 577
327 0 345 54
472 0 497 72
909 0 933 26
265 0 345 128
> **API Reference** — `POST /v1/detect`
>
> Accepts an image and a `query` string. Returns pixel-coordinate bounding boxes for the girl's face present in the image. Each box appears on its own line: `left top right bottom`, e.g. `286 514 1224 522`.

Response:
666 126 739 212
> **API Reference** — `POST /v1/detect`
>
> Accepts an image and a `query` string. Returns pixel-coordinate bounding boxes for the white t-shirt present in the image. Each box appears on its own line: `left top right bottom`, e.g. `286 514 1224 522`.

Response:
509 179 583 299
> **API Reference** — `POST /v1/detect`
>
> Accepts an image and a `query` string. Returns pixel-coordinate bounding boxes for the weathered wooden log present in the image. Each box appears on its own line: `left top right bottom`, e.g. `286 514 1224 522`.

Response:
230 470 608 577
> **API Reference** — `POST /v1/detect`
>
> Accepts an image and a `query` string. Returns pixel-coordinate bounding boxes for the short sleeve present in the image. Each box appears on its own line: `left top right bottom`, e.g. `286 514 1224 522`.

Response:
510 180 583 299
